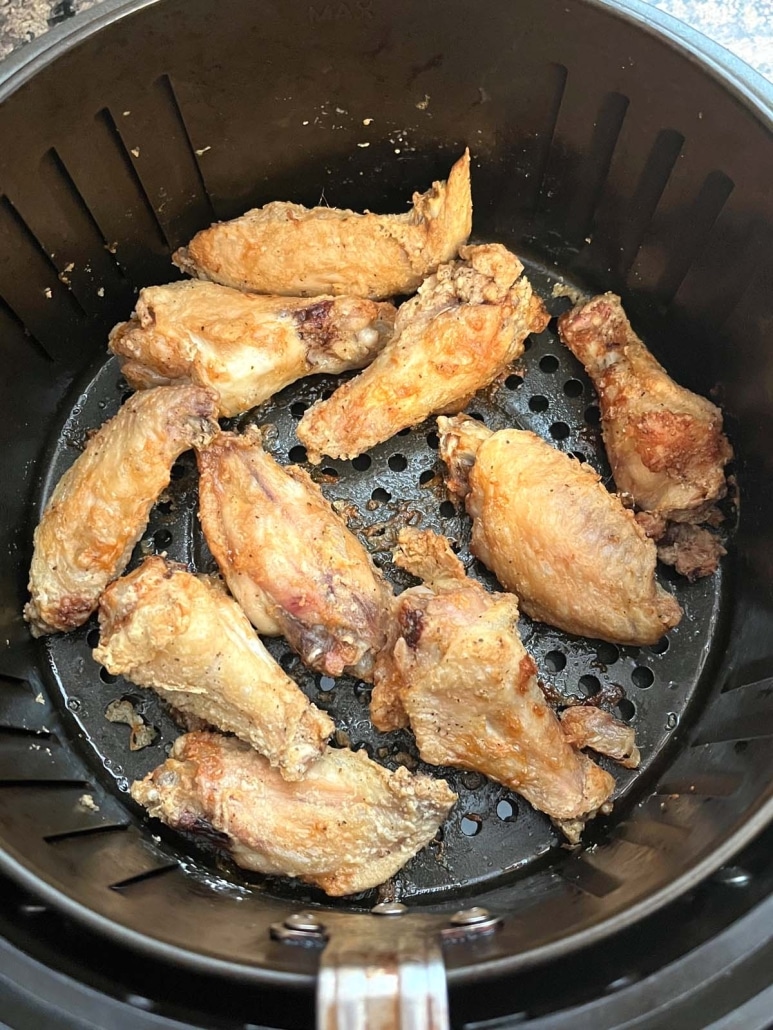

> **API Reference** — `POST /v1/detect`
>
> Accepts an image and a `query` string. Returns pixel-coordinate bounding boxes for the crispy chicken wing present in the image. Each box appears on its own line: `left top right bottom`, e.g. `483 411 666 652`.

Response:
131 731 456 896
24 385 218 637
438 415 682 645
558 293 732 526
109 281 396 417
296 244 549 462
173 151 472 300
196 426 393 680
94 557 333 780
372 529 618 841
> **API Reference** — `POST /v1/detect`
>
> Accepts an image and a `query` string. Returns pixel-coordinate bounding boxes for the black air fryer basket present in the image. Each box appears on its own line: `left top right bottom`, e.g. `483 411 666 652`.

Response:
1 0 772 1026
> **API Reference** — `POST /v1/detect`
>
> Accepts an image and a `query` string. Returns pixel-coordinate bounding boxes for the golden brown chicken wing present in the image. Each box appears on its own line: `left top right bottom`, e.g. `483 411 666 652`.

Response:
173 151 472 300
94 557 333 780
196 426 393 680
24 385 219 637
296 243 549 463
372 529 618 841
557 293 732 525
109 281 396 418
438 415 682 645
131 731 456 896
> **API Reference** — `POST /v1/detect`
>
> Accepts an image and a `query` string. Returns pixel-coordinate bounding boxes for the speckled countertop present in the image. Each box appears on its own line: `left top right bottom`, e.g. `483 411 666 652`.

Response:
0 0 772 79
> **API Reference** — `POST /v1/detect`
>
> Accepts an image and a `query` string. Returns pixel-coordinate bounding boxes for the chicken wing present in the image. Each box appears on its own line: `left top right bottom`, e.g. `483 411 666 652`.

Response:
24 385 219 637
173 151 472 300
296 243 549 462
196 426 393 680
131 731 456 896
372 528 619 841
438 415 682 645
94 557 333 780
557 293 732 526
109 281 396 418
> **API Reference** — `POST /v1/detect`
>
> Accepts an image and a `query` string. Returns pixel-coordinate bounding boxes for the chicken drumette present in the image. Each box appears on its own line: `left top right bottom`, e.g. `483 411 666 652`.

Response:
132 731 456 896
95 557 333 780
297 243 549 462
558 293 732 578
25 384 218 637
109 281 396 417
373 529 636 842
196 426 393 680
438 415 682 645
173 151 472 300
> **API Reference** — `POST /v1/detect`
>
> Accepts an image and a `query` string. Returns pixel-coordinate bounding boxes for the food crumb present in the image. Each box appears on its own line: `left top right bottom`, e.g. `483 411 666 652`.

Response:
34 692 45 705
357 142 370 148
44 287 52 299
105 698 157 750
415 95 430 110
131 147 140 158
551 281 589 305
302 120 309 125
79 794 100 812
64 262 75 273
97 287 105 298
123 110 131 116
362 117 373 125
105 241 118 254
195 146 211 156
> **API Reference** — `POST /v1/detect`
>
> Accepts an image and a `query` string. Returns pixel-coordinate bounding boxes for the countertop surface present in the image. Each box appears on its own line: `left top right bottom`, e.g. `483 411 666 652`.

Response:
0 0 772 80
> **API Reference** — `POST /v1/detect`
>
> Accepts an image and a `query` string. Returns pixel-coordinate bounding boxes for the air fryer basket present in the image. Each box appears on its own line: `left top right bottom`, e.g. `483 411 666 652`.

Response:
0 0 772 1007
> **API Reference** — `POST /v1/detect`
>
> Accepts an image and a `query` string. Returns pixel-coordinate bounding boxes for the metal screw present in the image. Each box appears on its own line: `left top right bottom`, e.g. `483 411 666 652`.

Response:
714 865 752 888
371 901 408 916
450 906 491 926
284 911 326 932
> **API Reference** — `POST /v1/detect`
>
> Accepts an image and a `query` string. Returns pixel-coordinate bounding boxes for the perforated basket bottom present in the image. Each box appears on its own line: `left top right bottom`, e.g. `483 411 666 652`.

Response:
42 257 725 906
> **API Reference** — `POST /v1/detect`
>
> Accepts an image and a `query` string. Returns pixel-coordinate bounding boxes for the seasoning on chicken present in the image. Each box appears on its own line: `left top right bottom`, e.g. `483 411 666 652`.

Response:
296 243 549 463
24 385 219 637
109 280 396 418
372 528 625 842
131 731 457 896
95 557 333 780
173 151 472 300
558 293 732 577
196 426 393 680
437 414 682 645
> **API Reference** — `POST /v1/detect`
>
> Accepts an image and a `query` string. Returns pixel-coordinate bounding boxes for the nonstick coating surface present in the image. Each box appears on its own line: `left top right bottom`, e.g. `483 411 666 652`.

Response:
40 255 726 908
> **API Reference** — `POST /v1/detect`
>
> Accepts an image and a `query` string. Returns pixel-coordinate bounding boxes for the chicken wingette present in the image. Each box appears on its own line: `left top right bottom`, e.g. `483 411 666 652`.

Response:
173 151 472 299
109 281 395 417
196 426 393 680
95 557 333 780
437 414 682 645
25 384 218 636
372 529 634 842
132 731 457 896
297 243 549 462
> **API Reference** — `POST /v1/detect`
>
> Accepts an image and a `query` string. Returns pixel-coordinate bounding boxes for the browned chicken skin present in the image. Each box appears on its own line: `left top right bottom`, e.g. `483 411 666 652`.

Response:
24 385 219 637
296 243 549 463
131 731 457 896
109 281 396 418
95 557 333 780
559 706 640 769
438 414 682 645
173 151 472 299
558 294 732 578
372 529 625 841
196 426 393 680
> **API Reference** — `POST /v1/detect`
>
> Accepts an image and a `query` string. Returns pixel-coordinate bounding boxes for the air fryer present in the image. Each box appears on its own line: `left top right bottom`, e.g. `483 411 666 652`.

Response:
0 0 771 1027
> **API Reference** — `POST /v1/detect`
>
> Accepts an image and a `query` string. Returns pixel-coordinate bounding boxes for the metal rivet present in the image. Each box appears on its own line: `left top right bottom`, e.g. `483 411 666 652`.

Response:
714 866 752 887
371 901 408 916
284 911 326 932
450 906 491 926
